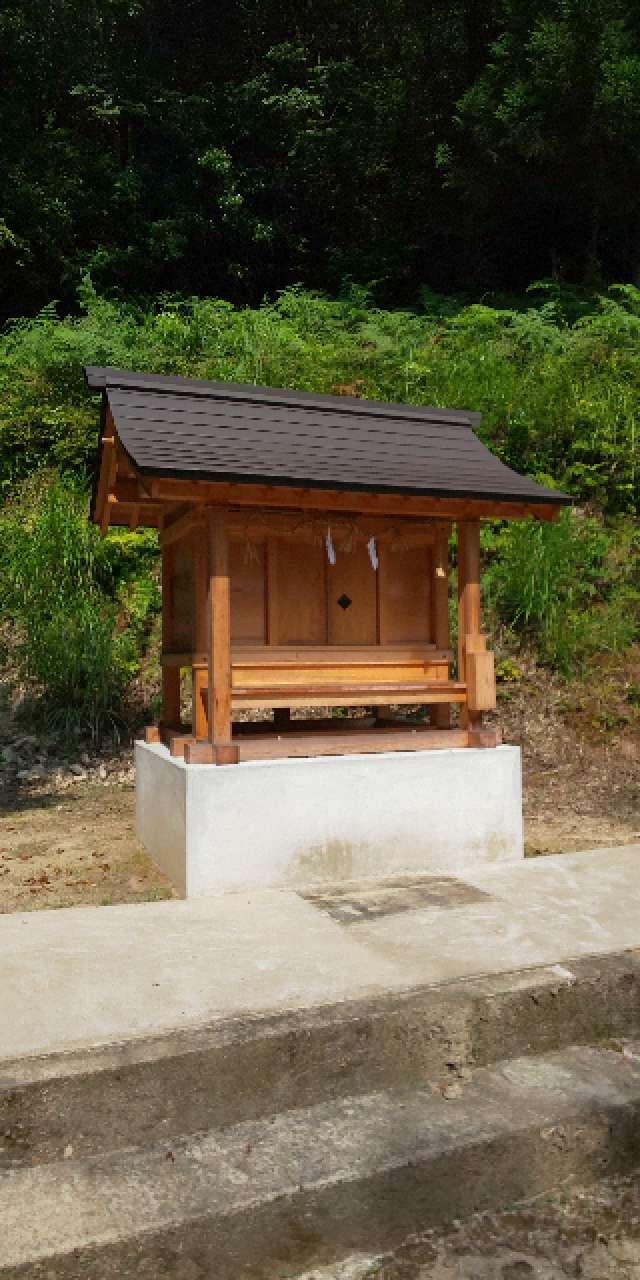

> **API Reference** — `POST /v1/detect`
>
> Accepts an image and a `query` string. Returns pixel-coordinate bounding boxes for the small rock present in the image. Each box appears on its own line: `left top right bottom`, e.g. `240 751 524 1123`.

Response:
447 1061 473 1081
63 1144 73 1160
17 765 47 782
621 1045 640 1063
441 1082 464 1100
69 764 87 779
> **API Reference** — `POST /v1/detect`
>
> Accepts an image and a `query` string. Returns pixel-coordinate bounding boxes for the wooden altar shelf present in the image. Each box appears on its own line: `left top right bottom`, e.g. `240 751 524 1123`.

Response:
88 366 570 763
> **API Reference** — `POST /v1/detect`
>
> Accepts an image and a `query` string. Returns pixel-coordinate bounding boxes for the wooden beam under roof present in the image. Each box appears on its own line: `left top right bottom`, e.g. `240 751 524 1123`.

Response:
143 477 562 523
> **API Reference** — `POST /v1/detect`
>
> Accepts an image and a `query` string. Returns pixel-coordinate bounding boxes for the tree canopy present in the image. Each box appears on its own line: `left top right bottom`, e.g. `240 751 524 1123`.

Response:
3 0 640 317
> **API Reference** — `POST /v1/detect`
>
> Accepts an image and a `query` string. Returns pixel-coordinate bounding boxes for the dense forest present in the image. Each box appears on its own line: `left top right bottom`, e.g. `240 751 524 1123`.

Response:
0 1 637 743
3 0 640 315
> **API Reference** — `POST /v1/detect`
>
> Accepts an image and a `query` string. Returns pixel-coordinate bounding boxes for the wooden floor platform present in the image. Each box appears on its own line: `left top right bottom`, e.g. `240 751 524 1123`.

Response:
147 719 501 762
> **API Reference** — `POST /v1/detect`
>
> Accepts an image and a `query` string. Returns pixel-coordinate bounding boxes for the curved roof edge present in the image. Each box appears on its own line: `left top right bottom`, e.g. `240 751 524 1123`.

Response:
87 366 571 511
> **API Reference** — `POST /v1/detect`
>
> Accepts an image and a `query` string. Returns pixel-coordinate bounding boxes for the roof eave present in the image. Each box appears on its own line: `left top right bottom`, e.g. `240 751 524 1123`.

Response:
134 462 571 508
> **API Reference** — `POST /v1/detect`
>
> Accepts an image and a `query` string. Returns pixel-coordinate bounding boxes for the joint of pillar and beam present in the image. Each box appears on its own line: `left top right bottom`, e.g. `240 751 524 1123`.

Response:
160 505 205 548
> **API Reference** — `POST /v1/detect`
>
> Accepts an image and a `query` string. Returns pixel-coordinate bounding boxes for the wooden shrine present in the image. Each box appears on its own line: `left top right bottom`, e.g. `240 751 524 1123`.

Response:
88 367 569 765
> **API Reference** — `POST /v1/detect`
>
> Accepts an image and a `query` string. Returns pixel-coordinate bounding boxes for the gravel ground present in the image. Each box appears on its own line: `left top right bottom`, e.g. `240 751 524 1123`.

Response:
0 779 173 912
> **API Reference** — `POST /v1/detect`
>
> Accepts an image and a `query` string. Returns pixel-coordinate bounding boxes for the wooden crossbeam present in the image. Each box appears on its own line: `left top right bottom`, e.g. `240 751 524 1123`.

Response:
159 505 205 547
147 477 562 523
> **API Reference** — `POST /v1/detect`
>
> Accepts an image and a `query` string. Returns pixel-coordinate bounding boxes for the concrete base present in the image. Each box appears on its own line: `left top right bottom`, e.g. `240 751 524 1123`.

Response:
135 741 523 896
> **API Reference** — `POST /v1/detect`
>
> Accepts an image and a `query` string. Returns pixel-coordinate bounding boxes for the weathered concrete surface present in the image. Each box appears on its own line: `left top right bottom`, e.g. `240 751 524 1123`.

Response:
0 844 639 1063
356 843 640 974
290 1170 640 1280
3 1043 640 1277
136 740 524 894
2 951 640 1171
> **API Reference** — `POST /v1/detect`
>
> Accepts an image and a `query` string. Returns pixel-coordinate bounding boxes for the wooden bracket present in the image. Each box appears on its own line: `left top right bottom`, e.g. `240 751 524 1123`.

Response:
465 635 496 711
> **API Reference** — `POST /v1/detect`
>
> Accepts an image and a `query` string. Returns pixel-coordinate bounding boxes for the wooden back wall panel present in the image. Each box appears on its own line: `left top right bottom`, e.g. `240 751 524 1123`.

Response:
172 527 437 654
267 538 327 645
230 537 266 644
328 545 377 644
379 545 432 644
171 540 194 651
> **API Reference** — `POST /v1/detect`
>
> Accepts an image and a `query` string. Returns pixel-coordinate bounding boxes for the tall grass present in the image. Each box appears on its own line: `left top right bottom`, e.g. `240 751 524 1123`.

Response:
485 510 639 675
0 473 159 743
0 279 637 513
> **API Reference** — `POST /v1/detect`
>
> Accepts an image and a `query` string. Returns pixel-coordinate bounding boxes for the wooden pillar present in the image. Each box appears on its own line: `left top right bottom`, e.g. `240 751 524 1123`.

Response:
192 522 209 740
161 544 181 729
457 519 489 732
207 507 237 764
431 526 451 729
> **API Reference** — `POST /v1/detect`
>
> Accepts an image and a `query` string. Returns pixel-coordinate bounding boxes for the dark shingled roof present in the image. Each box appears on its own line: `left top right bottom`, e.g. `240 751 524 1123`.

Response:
86 367 570 507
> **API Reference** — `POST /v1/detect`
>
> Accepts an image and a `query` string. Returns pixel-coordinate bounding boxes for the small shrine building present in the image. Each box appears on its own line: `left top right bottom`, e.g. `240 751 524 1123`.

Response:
88 366 568 769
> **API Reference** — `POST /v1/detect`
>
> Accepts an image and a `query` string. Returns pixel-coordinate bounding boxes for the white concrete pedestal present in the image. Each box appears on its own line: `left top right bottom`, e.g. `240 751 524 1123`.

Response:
135 742 524 897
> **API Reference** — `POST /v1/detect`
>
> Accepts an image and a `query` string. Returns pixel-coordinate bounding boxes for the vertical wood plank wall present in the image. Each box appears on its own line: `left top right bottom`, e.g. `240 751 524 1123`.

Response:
174 528 449 653
328 543 377 644
230 539 266 643
267 539 327 644
378 545 432 644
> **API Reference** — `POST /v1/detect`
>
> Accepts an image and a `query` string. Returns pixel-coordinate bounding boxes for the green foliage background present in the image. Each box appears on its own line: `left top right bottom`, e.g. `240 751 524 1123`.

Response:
1 280 638 514
1 0 640 741
0 283 637 740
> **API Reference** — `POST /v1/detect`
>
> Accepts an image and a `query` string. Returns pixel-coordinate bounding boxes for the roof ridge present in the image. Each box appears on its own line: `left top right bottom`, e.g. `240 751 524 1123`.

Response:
85 367 480 428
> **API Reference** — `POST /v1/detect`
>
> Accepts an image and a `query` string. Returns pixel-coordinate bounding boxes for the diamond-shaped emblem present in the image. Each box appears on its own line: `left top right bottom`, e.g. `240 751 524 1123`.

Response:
337 594 352 610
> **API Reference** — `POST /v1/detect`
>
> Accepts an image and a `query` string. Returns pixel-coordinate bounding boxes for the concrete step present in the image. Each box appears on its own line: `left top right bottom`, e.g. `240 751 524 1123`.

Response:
3 949 640 1171
3 1042 640 1278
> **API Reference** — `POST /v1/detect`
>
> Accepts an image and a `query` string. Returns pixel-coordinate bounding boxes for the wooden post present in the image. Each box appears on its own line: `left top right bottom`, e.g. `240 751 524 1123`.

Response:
161 544 181 729
99 438 117 536
457 520 483 731
431 526 451 728
206 507 237 764
192 523 209 740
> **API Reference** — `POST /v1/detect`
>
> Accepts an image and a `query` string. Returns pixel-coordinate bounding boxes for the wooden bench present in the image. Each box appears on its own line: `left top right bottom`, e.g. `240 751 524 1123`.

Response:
157 642 497 759
164 645 463 716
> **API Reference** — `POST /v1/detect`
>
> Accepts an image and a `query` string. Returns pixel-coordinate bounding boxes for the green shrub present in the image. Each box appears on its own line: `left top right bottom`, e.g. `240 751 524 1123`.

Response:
0 281 638 513
485 509 639 676
0 472 158 743
0 282 636 705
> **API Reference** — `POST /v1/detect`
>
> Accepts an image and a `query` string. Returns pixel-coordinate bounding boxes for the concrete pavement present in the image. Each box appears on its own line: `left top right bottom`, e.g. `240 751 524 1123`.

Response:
1 843 639 1062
